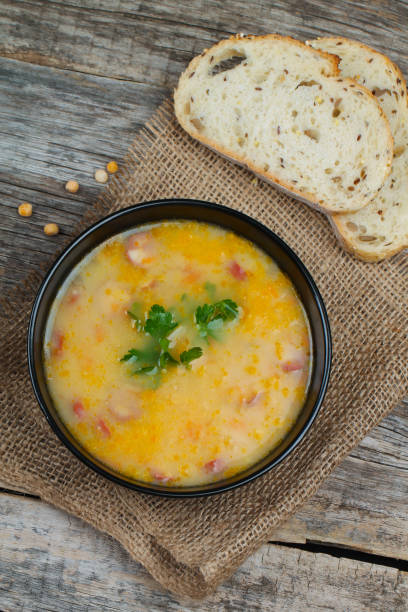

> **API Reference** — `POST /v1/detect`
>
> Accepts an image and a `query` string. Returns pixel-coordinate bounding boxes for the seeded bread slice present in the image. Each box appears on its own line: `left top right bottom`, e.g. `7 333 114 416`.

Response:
309 37 408 261
308 37 407 134
174 34 393 214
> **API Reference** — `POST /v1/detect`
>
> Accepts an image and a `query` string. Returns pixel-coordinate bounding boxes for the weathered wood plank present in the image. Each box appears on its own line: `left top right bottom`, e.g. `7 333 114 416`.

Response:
1 493 407 612
0 57 166 289
274 401 408 559
1 0 407 83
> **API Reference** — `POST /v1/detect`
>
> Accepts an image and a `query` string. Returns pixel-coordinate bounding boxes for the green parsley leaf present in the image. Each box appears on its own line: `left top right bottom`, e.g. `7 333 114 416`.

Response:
144 304 178 340
120 346 159 365
134 365 160 376
180 346 203 367
213 298 239 321
122 299 239 386
126 302 144 331
195 299 239 340
158 351 179 369
121 305 180 385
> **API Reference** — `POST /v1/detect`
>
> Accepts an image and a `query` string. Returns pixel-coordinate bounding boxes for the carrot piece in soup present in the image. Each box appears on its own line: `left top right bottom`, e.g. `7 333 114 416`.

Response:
185 421 202 441
183 265 201 283
228 260 247 280
94 324 105 343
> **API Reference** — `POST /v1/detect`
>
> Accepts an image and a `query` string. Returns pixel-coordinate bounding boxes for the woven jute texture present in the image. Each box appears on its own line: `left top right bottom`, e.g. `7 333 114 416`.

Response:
1 100 407 598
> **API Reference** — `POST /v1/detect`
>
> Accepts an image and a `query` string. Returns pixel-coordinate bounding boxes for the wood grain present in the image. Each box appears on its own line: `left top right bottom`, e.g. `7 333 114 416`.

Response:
1 493 407 612
0 58 165 289
1 0 408 608
1 0 407 83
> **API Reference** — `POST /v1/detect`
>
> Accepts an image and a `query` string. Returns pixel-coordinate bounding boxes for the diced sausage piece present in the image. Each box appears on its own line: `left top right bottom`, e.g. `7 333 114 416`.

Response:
282 360 304 372
126 232 155 267
151 470 173 483
72 400 85 419
228 260 247 280
243 391 265 406
51 331 64 356
107 388 141 422
204 458 226 474
96 418 111 438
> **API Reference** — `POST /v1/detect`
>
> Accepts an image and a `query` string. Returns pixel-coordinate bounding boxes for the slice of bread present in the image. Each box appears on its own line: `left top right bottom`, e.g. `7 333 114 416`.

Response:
309 37 408 261
174 34 393 214
308 37 407 134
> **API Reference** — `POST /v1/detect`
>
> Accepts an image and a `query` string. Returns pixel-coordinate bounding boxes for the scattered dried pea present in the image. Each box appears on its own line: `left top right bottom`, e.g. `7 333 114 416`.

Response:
94 169 108 183
106 160 118 173
65 179 79 193
44 223 59 236
18 202 32 217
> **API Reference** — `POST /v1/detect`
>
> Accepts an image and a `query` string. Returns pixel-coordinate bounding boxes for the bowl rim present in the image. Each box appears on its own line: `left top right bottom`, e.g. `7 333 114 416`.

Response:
28 198 332 497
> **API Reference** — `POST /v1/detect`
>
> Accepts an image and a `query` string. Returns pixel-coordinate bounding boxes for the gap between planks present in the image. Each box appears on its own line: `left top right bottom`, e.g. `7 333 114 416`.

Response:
1 491 407 612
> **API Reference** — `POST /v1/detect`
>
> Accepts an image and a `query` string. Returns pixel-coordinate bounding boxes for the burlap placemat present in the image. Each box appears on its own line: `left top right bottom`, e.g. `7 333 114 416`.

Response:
0 100 407 598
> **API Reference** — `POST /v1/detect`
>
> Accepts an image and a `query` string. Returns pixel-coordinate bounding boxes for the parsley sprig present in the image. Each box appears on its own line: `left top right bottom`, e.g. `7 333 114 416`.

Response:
121 305 202 380
195 299 239 341
121 298 239 384
180 346 203 368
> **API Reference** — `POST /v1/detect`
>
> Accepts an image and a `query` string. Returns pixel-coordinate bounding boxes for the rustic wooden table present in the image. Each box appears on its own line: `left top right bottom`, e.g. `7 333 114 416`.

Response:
1 2 407 610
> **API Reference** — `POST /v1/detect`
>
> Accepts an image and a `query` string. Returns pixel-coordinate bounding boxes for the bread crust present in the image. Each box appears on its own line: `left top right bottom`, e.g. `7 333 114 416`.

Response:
330 215 407 262
311 36 408 261
174 34 394 215
308 36 408 110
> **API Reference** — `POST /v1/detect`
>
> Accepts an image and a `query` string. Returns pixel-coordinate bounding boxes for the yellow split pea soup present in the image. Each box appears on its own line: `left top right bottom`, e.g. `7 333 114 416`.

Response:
45 220 311 486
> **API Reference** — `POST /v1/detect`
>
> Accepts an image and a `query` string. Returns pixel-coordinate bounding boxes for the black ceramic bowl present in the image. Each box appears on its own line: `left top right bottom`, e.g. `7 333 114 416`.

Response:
28 199 331 497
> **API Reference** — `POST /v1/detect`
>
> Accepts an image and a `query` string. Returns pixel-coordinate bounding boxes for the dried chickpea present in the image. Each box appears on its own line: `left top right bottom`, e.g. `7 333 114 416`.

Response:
65 179 79 193
94 169 108 183
18 202 32 217
106 160 118 173
44 223 59 236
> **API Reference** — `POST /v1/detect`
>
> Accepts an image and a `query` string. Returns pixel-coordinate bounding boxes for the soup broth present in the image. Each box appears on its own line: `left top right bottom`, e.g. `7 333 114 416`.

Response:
45 220 311 486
